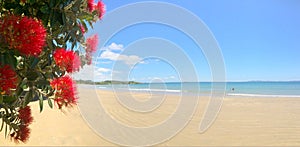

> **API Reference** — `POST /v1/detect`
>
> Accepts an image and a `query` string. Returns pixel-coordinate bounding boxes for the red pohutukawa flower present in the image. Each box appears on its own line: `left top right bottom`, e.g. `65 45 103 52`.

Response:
53 48 81 73
10 125 31 143
95 1 105 19
87 0 105 19
86 34 98 54
11 106 33 142
0 15 46 56
18 106 33 125
79 24 85 34
87 0 95 12
0 65 17 94
50 76 78 109
85 34 99 65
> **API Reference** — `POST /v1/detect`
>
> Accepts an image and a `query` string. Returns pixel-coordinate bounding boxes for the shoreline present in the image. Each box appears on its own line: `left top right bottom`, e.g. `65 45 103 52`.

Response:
81 84 300 98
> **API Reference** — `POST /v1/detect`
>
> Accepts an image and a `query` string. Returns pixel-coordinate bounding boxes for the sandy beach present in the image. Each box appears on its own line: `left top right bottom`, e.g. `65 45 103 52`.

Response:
1 87 300 146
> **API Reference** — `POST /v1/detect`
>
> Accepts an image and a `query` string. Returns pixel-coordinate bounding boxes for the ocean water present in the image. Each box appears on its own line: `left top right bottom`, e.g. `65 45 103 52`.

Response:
97 82 300 98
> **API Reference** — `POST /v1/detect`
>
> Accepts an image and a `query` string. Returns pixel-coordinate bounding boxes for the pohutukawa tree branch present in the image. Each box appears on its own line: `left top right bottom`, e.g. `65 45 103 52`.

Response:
0 0 105 143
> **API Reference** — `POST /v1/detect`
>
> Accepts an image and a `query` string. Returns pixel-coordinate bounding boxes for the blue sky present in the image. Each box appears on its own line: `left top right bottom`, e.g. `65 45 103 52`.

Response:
75 0 300 82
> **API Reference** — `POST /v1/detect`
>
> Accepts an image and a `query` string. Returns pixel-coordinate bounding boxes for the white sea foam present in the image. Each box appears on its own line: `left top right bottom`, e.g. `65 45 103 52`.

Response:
129 88 181 93
227 93 300 98
97 86 108 89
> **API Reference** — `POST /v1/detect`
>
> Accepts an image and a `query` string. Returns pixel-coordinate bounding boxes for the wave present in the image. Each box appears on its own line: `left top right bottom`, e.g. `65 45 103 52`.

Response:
96 86 181 93
128 88 181 93
227 93 300 98
97 86 108 89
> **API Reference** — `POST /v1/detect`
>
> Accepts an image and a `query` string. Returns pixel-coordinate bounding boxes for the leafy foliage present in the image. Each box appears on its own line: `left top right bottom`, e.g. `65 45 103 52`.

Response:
0 0 105 143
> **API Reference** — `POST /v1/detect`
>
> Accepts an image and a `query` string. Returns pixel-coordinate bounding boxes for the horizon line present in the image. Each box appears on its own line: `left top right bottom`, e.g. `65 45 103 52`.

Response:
76 79 300 83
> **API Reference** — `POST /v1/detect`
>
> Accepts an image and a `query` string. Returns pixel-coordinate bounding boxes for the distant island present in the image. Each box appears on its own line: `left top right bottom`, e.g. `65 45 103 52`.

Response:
76 80 142 85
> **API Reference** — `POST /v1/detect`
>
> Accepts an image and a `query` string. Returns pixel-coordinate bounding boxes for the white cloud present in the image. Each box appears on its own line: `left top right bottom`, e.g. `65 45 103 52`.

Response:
99 50 142 66
98 43 146 66
108 43 124 50
72 65 111 82
147 77 162 80
98 61 112 64
100 50 120 60
97 67 110 72
120 55 141 65
139 60 147 64
99 43 124 51
162 76 177 81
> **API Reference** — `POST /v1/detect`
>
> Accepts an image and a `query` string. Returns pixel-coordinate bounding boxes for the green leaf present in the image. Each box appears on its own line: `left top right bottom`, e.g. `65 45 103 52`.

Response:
26 71 39 81
16 86 24 97
55 12 64 25
0 117 4 132
7 53 17 69
36 79 50 86
10 123 18 131
64 1 74 10
20 78 28 87
0 94 3 104
4 123 7 138
49 0 55 8
88 21 94 29
9 124 12 135
30 57 40 68
62 12 66 25
29 0 36 5
80 20 88 32
0 54 5 65
48 98 53 108
72 0 81 12
24 90 33 106
13 5 24 15
39 93 44 112
47 38 54 50
3 95 17 104
40 5 49 14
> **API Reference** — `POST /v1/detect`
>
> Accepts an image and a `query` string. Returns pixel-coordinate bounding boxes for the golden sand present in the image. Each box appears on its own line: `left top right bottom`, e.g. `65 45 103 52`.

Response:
1 88 300 146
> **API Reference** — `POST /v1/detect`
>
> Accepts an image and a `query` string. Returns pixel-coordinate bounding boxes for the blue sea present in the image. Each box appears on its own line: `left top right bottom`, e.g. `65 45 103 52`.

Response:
97 82 300 98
